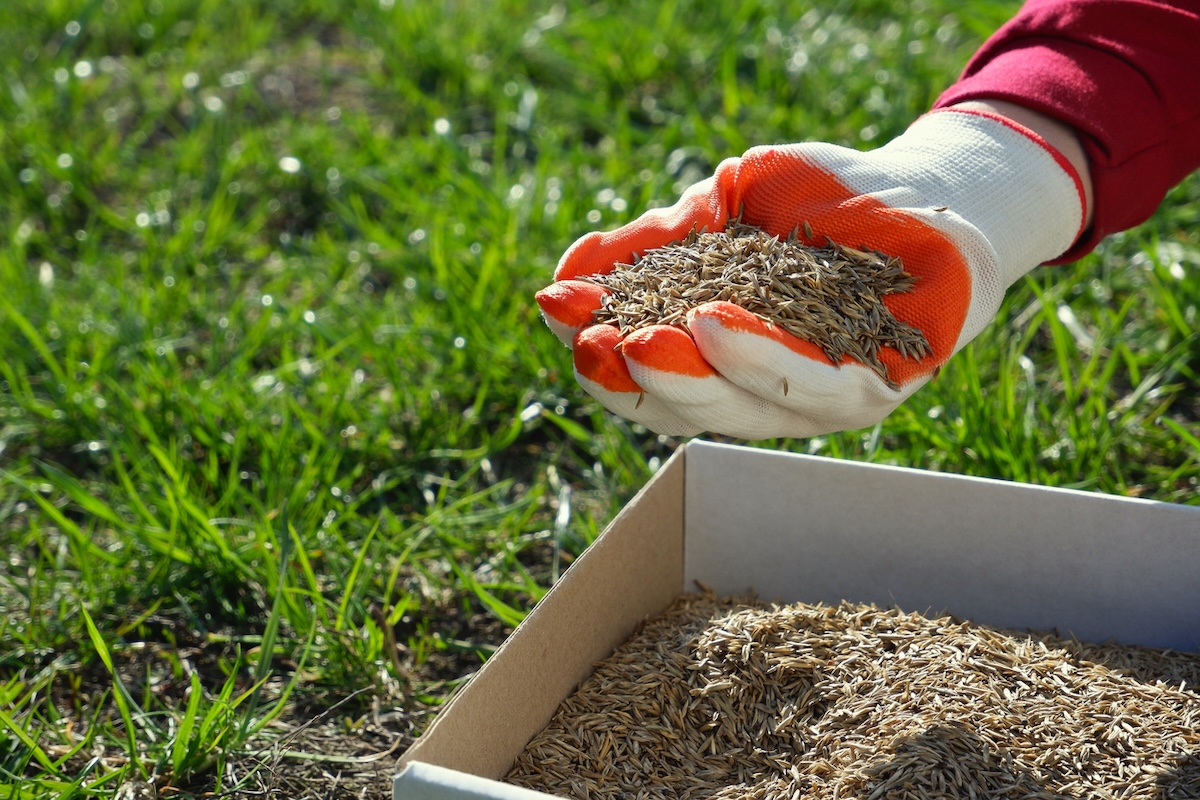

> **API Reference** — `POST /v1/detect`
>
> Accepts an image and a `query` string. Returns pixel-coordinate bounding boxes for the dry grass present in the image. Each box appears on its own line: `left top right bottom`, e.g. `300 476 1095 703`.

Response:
585 222 931 389
507 593 1200 799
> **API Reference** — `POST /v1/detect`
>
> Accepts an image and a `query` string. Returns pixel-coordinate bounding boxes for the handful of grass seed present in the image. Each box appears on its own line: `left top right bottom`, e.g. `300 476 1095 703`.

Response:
507 593 1200 800
584 221 932 389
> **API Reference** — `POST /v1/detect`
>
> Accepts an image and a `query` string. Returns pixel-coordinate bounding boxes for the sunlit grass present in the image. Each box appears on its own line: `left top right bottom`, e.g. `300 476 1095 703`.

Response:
1 0 1197 796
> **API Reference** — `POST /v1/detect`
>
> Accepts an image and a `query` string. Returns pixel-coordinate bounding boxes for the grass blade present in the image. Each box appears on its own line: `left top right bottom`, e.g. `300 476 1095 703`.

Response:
78 603 143 777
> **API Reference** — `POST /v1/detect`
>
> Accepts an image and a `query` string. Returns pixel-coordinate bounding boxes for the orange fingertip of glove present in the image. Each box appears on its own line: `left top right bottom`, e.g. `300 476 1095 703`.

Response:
573 325 642 393
535 280 608 328
555 231 619 281
621 325 717 378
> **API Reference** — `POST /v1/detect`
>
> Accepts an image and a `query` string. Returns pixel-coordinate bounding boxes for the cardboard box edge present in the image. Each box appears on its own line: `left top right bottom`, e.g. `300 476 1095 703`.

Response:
395 762 556 800
396 442 689 781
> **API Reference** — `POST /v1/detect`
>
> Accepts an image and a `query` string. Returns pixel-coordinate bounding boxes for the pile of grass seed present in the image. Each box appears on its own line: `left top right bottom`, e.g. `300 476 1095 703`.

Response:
507 593 1200 800
584 222 931 389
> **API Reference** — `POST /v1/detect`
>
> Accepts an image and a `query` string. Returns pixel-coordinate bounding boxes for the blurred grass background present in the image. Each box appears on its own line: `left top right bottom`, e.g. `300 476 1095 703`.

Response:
0 0 1197 796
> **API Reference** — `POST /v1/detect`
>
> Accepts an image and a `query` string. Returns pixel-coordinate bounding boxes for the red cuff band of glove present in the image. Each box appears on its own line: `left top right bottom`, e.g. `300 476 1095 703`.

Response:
925 106 1088 255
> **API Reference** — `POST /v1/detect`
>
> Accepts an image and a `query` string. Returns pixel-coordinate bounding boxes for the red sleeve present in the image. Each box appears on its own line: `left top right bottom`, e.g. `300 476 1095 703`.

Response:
933 0 1200 262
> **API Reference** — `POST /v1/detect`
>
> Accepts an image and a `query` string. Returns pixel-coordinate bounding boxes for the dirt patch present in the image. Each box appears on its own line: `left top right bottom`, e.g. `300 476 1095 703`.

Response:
7 601 506 799
183 699 430 800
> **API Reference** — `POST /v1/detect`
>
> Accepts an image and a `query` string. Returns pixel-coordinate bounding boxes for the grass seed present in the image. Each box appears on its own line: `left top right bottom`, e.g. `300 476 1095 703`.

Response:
507 593 1200 800
584 221 932 389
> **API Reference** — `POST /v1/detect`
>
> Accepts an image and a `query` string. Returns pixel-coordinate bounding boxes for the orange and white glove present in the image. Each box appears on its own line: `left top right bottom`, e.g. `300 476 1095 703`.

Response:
537 109 1087 439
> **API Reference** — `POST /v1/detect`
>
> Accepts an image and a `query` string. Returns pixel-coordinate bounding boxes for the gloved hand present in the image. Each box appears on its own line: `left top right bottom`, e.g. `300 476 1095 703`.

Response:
537 109 1087 439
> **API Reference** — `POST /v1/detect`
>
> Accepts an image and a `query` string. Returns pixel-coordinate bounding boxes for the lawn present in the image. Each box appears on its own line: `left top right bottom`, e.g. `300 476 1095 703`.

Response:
1 0 1197 797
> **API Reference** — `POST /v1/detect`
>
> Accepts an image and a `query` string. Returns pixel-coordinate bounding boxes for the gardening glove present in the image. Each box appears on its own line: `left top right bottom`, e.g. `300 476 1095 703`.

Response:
536 109 1087 439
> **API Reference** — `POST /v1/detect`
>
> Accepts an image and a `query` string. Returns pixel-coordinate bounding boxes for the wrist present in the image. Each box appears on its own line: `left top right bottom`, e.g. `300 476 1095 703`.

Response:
947 100 1094 232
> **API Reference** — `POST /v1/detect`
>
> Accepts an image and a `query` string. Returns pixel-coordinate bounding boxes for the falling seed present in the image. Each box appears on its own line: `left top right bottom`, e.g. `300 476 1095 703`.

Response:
583 220 931 390
635 391 646 409
782 376 789 397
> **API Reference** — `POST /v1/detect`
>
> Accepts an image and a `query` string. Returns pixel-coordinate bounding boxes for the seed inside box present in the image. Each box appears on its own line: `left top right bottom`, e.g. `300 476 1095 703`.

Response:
583 221 932 390
507 593 1200 800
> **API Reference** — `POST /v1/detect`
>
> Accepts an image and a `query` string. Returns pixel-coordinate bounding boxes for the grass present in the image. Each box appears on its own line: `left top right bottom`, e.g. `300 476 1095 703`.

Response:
1 0 1197 797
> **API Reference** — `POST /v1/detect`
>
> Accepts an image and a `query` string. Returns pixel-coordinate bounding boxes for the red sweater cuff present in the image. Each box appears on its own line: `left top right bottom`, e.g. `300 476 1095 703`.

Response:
934 0 1200 263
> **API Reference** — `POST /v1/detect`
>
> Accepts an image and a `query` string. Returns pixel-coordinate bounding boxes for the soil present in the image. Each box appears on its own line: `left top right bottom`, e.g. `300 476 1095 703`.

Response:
18 601 512 800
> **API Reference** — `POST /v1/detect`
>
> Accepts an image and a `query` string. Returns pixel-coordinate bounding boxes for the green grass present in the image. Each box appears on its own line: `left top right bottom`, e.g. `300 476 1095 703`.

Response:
1 0 1197 796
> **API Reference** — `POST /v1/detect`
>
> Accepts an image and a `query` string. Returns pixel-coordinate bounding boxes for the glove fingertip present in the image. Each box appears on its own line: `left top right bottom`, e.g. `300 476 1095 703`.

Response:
536 280 608 345
573 324 642 393
536 280 606 323
622 325 716 378
555 230 623 281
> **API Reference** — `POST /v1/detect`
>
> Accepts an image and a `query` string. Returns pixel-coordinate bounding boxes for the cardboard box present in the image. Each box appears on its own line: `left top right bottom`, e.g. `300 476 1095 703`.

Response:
395 440 1200 798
